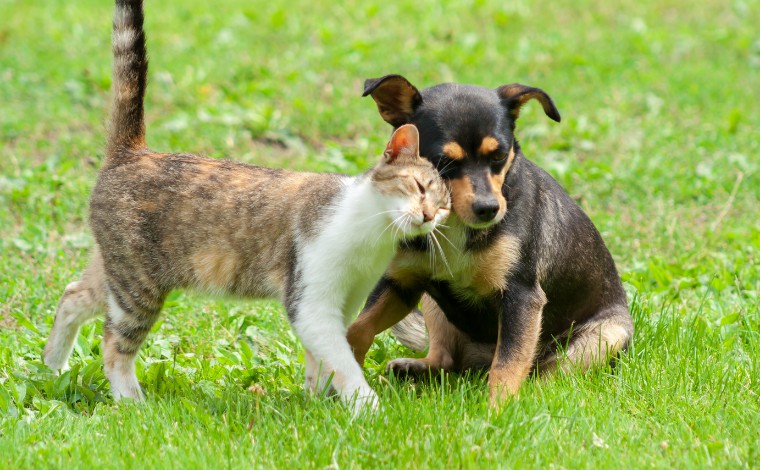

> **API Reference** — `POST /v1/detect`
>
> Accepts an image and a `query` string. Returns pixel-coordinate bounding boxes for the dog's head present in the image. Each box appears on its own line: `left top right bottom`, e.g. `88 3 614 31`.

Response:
363 75 561 229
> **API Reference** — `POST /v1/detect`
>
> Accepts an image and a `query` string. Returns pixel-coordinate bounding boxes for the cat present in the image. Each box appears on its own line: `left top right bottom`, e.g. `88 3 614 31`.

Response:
42 0 450 413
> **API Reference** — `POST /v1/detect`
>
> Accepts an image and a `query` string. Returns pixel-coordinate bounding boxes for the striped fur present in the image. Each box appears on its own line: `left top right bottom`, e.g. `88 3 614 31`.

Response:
43 1 451 414
108 0 148 157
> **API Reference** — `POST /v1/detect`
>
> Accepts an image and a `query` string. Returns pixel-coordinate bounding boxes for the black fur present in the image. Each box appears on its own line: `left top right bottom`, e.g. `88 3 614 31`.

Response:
354 75 633 394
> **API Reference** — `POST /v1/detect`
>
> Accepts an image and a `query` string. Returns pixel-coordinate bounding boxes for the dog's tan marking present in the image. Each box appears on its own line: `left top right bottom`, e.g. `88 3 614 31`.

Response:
192 247 239 289
490 146 514 189
347 287 420 365
478 136 499 155
488 363 527 404
484 146 515 220
442 142 465 160
387 258 428 287
449 176 476 222
538 318 631 376
488 286 546 407
502 145 516 171
418 295 458 370
470 235 521 296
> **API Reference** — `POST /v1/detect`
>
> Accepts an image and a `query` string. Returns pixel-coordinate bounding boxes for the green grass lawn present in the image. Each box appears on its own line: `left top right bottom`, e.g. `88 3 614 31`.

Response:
2 0 759 467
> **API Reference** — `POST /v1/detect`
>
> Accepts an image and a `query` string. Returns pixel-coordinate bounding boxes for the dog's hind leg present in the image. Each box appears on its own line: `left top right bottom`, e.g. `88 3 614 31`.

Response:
387 294 472 376
43 248 107 372
537 305 633 376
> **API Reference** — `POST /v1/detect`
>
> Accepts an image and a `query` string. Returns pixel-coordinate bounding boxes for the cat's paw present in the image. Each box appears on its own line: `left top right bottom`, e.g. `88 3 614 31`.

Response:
349 388 379 416
109 374 145 402
386 358 432 377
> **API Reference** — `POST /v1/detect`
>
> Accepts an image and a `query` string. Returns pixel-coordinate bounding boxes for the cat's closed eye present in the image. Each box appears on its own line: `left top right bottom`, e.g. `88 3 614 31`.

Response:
415 178 426 195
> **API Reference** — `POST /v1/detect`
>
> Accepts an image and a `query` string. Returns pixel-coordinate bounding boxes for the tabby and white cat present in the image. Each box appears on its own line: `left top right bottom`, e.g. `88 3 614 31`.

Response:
43 0 450 412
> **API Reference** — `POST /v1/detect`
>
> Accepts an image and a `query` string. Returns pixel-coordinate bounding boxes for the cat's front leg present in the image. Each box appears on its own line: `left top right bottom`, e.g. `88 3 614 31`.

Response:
304 349 337 396
290 304 378 414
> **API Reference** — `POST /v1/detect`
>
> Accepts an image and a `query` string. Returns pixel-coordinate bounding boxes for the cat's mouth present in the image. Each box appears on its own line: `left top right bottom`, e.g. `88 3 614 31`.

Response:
400 208 450 238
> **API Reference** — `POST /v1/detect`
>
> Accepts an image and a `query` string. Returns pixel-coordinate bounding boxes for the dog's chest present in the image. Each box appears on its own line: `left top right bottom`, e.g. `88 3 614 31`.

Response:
394 222 522 299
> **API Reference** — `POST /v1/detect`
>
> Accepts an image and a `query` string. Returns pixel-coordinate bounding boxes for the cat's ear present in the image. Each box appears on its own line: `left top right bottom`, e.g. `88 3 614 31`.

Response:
383 124 420 164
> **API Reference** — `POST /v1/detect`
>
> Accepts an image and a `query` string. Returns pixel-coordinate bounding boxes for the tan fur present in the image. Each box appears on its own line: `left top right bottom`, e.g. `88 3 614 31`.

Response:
417 295 457 370
359 75 631 409
448 151 512 227
470 235 520 296
44 2 452 412
478 136 499 155
386 295 496 374
496 84 561 121
348 289 421 365
538 318 631 375
191 247 240 291
351 214 514 365
365 76 423 127
442 142 465 160
449 176 477 223
488 285 546 405
488 153 510 219
505 145 516 167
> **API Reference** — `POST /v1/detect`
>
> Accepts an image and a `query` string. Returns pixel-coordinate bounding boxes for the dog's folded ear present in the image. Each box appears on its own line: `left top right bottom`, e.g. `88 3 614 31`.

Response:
363 75 423 128
497 84 561 123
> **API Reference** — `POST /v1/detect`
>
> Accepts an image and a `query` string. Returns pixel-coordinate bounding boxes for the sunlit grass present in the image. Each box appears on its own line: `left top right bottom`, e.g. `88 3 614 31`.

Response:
1 0 758 467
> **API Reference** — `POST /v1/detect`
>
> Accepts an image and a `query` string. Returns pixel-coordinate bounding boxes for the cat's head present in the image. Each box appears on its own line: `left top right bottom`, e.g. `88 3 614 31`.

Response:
370 124 451 238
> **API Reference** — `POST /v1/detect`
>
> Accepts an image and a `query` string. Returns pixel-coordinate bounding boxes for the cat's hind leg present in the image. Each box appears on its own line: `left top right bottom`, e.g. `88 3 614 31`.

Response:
102 281 166 401
44 249 107 372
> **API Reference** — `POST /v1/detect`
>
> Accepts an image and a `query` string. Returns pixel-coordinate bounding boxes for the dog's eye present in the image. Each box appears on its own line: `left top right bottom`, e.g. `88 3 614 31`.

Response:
492 153 509 163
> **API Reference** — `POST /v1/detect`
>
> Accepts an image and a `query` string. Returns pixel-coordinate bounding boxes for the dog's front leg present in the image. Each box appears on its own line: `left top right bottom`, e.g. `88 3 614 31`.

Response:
347 277 423 366
488 281 547 407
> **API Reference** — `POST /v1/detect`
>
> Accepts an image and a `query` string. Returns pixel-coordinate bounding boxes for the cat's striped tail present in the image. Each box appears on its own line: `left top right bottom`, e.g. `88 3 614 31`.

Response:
107 0 148 161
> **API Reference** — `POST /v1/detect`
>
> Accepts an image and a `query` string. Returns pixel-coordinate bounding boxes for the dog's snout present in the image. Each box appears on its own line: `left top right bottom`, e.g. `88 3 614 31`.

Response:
472 200 499 222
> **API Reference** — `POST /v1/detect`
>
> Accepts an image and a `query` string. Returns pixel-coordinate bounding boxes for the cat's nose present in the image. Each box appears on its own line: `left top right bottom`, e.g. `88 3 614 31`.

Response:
422 210 434 223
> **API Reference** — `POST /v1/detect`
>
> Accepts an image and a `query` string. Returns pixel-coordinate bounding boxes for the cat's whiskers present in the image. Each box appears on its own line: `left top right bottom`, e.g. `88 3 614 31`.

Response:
436 158 457 177
356 209 403 225
435 156 454 174
428 229 453 277
433 226 458 253
374 212 408 246
426 233 437 274
392 213 411 246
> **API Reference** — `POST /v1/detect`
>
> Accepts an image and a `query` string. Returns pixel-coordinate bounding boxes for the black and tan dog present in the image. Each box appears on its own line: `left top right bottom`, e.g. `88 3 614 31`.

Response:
347 75 633 406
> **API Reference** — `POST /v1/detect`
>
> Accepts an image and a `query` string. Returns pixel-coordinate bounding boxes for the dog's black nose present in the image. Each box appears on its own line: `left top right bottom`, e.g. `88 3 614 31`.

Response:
472 200 499 222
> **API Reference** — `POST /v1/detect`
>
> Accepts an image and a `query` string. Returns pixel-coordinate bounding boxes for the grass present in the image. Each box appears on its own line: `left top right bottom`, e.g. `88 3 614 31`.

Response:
1 0 759 467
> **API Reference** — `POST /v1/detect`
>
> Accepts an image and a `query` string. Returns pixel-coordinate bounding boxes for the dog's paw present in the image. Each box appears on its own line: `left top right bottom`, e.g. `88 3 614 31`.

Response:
386 358 431 377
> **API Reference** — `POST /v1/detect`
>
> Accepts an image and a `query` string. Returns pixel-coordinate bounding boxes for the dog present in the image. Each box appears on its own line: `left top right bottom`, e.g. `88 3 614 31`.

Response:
346 75 633 406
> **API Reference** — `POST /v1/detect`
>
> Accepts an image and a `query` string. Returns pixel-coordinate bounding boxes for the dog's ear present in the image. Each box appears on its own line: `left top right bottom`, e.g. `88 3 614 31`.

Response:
383 124 420 163
363 75 423 127
497 84 561 123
